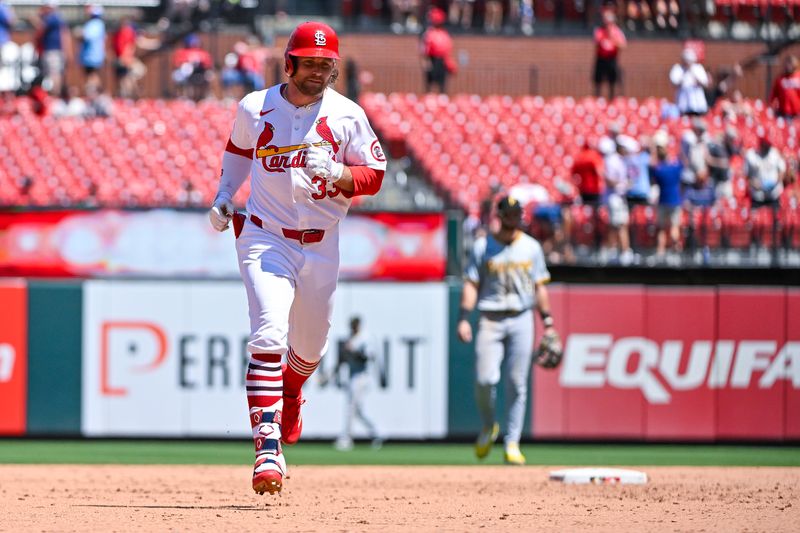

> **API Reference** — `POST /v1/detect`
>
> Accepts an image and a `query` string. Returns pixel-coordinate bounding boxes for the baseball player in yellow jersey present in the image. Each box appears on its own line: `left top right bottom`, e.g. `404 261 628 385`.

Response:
208 21 387 495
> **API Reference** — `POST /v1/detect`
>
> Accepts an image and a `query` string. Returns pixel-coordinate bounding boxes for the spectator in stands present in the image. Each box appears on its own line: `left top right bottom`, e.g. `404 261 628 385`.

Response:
390 0 421 34
706 64 742 111
604 135 634 264
654 0 679 31
680 120 714 254
0 0 16 113
30 0 72 97
669 47 709 116
622 134 651 206
769 55 800 119
572 138 605 206
420 7 456 94
221 36 271 101
507 0 535 36
649 131 683 259
746 133 786 209
113 15 160 99
449 0 475 31
706 125 740 205
593 7 626 100
571 138 605 249
484 0 504 33
172 33 213 101
680 117 710 188
75 4 106 94
625 0 654 32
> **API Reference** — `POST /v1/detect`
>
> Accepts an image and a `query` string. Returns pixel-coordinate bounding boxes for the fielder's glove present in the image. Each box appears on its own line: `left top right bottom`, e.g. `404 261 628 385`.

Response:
534 329 563 369
209 194 234 232
305 146 344 182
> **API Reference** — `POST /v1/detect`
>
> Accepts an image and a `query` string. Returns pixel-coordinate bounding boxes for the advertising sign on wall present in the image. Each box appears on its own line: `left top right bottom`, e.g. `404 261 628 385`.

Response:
82 281 448 438
0 279 27 435
532 286 799 440
0 210 446 281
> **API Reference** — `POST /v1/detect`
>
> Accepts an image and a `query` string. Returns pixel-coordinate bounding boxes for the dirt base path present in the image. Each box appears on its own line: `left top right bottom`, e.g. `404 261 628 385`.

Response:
1 465 797 532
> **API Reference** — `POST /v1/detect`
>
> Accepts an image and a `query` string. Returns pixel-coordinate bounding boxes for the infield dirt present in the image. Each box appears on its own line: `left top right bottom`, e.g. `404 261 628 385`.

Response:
1 465 797 532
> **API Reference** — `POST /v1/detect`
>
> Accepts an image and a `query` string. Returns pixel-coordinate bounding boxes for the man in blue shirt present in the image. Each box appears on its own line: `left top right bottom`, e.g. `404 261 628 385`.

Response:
649 135 683 258
77 4 105 93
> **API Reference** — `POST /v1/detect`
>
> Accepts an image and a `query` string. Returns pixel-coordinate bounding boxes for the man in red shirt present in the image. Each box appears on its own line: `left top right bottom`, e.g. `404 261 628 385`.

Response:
420 7 456 94
572 139 605 204
593 7 626 100
571 139 605 248
770 55 800 119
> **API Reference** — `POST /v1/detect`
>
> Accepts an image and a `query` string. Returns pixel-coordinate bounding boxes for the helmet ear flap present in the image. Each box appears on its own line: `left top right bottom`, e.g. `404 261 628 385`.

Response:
284 54 296 77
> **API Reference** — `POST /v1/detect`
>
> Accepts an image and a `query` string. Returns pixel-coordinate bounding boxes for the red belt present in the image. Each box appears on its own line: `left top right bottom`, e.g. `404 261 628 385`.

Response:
249 214 325 244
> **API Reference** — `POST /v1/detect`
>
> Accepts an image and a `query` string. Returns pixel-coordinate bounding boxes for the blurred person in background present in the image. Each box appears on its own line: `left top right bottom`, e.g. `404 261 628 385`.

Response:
484 0 504 33
653 0 679 30
769 55 800 120
624 0 654 32
221 36 271 101
623 134 651 206
706 64 742 110
75 4 106 94
681 117 714 251
571 138 605 249
669 47 709 116
420 7 456 94
706 125 740 205
113 15 160 99
30 0 72 97
622 134 652 255
507 0 535 35
0 0 17 113
604 137 634 264
449 0 475 30
330 316 383 452
746 133 786 209
593 6 626 100
649 131 683 259
679 117 710 188
172 33 213 100
390 0 421 34
456 194 556 466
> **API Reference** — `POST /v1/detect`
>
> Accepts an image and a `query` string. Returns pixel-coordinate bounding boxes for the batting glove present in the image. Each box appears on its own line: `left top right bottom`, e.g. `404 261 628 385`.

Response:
209 194 234 232
305 146 344 183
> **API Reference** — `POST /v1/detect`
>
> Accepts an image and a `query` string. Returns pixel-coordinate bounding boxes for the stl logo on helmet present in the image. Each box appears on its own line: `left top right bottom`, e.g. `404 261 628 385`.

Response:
314 30 326 46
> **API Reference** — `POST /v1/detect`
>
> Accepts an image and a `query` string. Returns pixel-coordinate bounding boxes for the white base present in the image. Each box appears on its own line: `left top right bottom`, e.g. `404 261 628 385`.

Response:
549 467 648 485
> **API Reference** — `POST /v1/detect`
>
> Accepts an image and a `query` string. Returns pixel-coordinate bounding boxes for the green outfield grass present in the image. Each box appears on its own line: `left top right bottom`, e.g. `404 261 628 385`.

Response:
0 440 799 466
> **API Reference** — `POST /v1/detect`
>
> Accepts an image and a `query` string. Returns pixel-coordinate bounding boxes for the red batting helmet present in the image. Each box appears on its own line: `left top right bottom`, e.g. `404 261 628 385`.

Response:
284 22 340 76
286 21 340 59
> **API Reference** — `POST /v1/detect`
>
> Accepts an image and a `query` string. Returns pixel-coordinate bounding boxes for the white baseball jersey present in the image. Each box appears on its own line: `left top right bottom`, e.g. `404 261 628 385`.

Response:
229 85 387 230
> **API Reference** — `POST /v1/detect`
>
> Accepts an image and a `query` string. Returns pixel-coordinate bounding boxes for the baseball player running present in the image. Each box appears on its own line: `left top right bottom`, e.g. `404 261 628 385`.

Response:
456 195 556 465
208 21 386 495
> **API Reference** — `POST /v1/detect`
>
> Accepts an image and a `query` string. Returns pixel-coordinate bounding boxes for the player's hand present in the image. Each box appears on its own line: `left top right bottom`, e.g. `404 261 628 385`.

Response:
209 195 234 232
457 319 473 343
305 146 344 183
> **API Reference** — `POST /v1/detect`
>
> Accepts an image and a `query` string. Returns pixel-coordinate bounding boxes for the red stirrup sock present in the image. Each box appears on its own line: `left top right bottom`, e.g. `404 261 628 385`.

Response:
283 347 319 398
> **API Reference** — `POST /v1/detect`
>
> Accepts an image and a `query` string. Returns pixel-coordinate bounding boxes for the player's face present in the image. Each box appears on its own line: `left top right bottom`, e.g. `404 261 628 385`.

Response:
498 208 522 230
292 57 336 97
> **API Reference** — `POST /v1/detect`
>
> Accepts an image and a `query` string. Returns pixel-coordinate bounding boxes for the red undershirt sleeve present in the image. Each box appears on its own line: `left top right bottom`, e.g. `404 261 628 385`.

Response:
347 166 384 197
